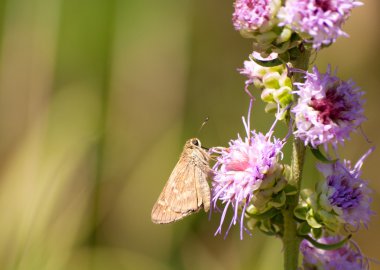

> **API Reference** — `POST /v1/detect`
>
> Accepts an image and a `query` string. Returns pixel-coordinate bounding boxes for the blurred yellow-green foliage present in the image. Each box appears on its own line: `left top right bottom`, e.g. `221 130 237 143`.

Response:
0 0 379 269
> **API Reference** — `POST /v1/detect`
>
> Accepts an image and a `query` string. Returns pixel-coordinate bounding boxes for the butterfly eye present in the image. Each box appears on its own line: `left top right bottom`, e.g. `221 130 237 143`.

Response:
192 139 201 147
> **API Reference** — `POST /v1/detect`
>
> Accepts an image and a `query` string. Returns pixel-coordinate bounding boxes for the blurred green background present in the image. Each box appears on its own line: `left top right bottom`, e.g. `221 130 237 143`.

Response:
0 0 378 269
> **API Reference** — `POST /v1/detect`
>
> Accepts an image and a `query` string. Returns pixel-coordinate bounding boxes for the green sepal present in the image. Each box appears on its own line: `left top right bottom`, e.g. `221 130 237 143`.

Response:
282 165 292 181
302 234 352 250
265 103 278 113
298 222 311 236
287 35 302 61
272 40 290 54
306 212 322 229
294 205 308 220
311 227 322 239
276 27 292 43
310 147 337 163
278 51 290 63
300 188 313 200
250 55 283 67
255 31 278 45
263 73 281 89
278 92 294 106
256 221 278 236
284 184 298 196
268 191 286 208
256 218 281 236
259 230 278 237
246 207 280 220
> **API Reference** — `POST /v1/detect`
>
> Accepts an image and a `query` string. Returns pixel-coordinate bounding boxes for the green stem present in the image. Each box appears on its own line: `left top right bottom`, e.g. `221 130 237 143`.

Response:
282 46 311 270
283 138 305 270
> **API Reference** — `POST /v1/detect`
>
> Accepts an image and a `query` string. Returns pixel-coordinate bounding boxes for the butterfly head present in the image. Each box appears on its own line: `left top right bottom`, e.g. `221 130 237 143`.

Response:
185 138 202 149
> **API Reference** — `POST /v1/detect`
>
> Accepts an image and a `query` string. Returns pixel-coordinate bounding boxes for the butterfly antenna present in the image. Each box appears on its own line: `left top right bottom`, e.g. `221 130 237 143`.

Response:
197 117 209 136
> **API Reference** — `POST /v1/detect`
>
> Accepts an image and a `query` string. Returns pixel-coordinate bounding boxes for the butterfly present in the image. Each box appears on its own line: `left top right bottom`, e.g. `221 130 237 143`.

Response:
151 138 211 223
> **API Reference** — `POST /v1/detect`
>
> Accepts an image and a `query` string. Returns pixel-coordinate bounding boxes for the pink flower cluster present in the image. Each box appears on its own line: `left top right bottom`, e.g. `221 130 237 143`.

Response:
211 101 284 238
292 66 365 149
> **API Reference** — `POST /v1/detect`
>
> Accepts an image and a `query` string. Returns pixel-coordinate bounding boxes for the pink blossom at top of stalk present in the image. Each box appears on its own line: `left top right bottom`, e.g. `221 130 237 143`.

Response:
278 0 363 49
232 0 281 31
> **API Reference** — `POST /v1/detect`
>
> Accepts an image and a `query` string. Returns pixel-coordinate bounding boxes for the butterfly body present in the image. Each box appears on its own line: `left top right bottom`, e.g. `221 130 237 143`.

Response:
151 138 211 224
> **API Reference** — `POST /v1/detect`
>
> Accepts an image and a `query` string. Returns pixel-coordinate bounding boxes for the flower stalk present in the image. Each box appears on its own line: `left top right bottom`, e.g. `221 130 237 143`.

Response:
282 47 310 270
283 138 305 270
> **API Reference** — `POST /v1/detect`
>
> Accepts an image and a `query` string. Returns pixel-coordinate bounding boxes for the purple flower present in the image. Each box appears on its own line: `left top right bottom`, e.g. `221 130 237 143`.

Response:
210 101 284 239
232 0 281 32
292 66 365 149
316 148 374 229
301 237 368 270
278 0 363 49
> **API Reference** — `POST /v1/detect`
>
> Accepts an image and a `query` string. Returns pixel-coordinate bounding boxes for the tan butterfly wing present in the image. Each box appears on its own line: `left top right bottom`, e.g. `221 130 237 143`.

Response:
151 139 210 224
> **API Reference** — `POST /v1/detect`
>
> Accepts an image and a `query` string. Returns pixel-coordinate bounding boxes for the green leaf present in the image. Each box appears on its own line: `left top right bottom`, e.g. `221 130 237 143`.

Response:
310 147 337 163
302 234 352 250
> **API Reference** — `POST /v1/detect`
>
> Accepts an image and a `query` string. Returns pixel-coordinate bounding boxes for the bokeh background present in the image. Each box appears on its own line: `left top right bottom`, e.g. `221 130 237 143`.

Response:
0 0 378 269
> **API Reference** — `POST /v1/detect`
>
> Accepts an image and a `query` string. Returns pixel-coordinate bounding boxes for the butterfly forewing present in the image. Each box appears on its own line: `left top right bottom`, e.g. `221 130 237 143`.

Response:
151 138 210 224
151 156 199 223
168 162 199 213
151 158 188 223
